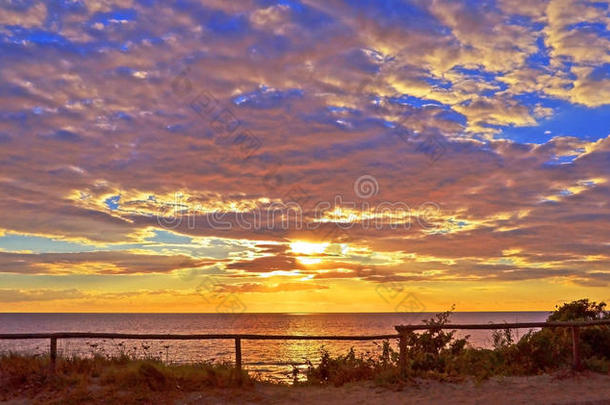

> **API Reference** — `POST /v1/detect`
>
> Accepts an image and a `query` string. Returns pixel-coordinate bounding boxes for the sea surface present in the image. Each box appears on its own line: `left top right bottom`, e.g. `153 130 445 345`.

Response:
0 312 549 382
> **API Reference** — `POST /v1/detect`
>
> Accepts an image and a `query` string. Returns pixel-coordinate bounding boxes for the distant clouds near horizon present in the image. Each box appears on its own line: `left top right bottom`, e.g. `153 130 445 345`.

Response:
0 0 609 312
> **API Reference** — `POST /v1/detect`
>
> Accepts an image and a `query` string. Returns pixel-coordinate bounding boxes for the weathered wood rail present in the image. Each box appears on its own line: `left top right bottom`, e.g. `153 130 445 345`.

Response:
1 319 609 382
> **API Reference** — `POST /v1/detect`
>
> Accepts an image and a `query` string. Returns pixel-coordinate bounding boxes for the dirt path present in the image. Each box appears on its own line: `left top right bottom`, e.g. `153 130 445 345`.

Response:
180 372 610 405
3 372 610 404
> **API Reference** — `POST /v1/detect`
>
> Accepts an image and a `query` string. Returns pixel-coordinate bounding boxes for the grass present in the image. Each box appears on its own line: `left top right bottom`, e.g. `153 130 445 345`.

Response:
0 352 250 404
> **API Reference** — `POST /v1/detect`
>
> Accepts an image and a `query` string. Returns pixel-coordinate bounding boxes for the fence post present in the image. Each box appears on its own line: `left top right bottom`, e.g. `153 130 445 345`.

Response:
49 337 57 373
399 333 407 377
571 326 581 370
235 338 242 385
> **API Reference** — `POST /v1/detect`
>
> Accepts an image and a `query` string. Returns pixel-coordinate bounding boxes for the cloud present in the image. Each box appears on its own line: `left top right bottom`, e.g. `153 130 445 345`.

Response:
40 129 83 142
214 282 329 293
0 287 208 303
0 288 86 302
0 251 215 274
0 0 608 309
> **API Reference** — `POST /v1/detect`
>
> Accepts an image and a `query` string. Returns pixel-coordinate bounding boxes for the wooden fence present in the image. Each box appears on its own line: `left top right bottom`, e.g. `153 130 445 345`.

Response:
1 319 609 382
395 319 610 373
0 332 397 383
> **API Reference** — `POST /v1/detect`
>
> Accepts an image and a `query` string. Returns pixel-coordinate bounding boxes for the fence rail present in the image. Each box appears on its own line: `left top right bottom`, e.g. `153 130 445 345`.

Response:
0 333 398 340
395 319 610 331
1 319 609 382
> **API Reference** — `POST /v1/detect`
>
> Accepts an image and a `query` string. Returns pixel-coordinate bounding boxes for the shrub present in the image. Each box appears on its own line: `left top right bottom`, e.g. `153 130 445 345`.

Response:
306 299 610 385
548 299 609 322
305 342 401 386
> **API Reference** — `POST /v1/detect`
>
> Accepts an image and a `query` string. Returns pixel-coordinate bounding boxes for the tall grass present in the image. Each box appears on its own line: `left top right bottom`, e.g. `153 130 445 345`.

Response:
0 352 249 404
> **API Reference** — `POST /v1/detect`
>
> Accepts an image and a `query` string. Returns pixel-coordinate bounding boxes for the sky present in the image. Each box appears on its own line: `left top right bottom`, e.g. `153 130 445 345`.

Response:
0 0 609 313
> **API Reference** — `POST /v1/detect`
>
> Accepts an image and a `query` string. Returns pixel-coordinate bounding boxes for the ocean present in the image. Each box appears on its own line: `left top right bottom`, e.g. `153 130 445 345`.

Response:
0 312 550 382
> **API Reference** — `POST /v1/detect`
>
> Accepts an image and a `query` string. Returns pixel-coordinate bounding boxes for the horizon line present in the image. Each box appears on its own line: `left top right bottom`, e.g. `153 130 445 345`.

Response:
0 310 553 315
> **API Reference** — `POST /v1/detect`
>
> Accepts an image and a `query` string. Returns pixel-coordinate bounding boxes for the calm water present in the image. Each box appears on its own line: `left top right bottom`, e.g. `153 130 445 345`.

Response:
0 312 549 382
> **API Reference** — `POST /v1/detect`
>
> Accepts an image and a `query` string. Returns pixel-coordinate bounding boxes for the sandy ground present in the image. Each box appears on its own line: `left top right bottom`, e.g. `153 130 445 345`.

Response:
2 372 610 404
179 373 610 405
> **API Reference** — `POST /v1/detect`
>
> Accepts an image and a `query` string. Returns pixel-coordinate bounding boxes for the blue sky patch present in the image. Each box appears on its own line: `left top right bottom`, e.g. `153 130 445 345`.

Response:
146 230 193 244
233 85 303 108
0 233 97 254
89 8 137 27
388 94 448 109
104 195 121 210
499 99 610 144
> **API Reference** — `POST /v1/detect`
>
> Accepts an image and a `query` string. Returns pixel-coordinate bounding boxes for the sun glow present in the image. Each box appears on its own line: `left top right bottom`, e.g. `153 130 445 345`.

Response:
290 241 329 266
297 257 322 265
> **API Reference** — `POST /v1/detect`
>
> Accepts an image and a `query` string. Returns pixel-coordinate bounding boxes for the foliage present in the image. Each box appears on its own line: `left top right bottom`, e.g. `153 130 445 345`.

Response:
548 299 609 322
305 299 610 386
546 299 610 359
401 306 470 375
305 341 401 386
